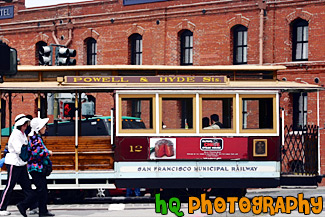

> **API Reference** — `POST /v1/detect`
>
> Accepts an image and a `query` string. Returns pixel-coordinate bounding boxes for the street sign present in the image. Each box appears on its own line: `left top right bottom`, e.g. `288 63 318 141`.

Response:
0 6 14 20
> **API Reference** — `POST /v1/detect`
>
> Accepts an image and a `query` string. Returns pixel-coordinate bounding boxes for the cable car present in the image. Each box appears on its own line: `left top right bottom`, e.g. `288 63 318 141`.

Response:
0 65 322 198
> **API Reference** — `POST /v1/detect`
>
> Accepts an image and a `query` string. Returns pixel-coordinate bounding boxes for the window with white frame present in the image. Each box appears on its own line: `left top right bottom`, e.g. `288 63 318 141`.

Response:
129 34 142 65
86 38 97 65
233 25 248 65
292 92 307 129
292 19 308 61
180 30 193 65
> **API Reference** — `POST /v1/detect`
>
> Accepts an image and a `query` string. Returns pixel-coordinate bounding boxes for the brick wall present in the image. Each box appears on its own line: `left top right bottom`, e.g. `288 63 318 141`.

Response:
0 0 325 184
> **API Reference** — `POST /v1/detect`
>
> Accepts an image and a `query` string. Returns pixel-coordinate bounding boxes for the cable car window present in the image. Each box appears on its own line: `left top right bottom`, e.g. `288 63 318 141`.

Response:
45 92 107 136
240 95 276 132
121 98 152 129
119 94 156 133
160 95 196 133
200 95 236 133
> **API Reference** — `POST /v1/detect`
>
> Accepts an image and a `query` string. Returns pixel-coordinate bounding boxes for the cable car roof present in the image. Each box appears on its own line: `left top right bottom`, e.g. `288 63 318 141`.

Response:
0 65 320 92
0 80 320 92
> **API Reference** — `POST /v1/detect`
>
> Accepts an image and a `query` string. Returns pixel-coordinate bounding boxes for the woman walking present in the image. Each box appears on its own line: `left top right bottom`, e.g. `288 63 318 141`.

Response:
0 114 35 217
28 117 55 217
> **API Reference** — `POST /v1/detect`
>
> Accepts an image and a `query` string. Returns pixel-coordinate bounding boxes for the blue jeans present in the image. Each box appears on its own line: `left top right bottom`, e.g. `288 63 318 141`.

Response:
126 188 140 197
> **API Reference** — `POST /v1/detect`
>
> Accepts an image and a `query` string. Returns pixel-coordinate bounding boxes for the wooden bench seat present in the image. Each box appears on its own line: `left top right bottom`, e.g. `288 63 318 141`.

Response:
1 136 114 171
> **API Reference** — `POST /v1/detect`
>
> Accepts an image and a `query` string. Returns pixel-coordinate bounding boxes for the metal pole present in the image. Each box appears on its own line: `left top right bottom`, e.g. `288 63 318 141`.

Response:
74 92 79 172
0 91 2 176
53 93 58 119
8 92 11 135
78 92 81 135
110 108 114 145
317 90 320 175
38 92 41 118
282 108 285 146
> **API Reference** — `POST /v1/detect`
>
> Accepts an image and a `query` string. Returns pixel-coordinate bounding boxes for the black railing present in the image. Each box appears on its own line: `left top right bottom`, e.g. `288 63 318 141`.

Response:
281 125 318 175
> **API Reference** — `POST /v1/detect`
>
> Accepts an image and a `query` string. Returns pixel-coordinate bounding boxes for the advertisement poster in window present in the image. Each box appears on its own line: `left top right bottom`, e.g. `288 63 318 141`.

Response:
176 137 248 160
149 137 248 160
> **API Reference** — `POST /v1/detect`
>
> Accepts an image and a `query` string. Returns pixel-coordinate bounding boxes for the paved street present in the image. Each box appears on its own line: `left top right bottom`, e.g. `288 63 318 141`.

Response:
3 187 325 216
4 202 325 217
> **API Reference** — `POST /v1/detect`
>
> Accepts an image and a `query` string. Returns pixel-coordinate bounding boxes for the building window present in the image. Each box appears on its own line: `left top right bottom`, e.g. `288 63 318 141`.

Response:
292 92 307 129
36 41 47 66
292 19 308 61
129 34 142 65
87 38 97 65
180 30 193 65
233 25 247 65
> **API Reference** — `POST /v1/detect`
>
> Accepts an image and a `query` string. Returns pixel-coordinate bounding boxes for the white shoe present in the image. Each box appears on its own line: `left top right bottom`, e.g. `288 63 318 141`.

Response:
0 210 11 216
29 208 39 215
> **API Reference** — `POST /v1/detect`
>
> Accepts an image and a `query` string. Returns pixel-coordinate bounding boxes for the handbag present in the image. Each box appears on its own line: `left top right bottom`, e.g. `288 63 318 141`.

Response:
42 159 52 176
0 158 5 168
19 144 30 162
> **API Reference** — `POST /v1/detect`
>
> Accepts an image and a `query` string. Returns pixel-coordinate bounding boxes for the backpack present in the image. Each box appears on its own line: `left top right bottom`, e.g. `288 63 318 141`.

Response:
19 144 30 162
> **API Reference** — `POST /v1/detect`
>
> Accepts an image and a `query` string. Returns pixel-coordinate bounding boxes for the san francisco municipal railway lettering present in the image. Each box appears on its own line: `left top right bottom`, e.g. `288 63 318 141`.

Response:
65 76 226 84
137 166 259 172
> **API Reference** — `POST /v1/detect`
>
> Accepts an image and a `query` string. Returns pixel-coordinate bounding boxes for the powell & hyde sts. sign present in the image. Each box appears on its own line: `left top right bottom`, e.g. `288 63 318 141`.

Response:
65 76 227 84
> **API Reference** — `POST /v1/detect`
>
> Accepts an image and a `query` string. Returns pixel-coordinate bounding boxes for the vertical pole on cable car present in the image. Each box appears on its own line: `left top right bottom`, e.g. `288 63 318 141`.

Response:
37 92 41 118
8 92 11 135
78 93 82 138
282 108 285 146
110 108 114 146
75 91 79 173
0 91 2 177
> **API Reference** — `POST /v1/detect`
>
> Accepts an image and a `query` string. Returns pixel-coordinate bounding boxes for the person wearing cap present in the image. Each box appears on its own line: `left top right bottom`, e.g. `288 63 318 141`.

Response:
0 114 35 217
27 118 54 217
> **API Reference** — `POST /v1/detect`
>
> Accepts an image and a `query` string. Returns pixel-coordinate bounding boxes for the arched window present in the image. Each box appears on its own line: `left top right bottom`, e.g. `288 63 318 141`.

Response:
233 25 247 65
292 19 308 61
86 38 97 65
180 30 193 65
36 41 47 66
129 34 142 65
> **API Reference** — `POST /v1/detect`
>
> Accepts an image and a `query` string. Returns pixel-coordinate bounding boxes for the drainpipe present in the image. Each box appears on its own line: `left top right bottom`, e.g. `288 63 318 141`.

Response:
64 21 74 47
258 0 266 65
317 90 320 175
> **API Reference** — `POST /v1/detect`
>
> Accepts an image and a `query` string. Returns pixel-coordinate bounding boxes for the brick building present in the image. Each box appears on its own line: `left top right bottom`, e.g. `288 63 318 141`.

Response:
0 0 324 182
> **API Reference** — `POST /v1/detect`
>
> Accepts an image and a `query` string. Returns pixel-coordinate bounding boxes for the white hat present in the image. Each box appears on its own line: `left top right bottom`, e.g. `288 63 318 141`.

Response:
14 114 30 128
28 117 49 136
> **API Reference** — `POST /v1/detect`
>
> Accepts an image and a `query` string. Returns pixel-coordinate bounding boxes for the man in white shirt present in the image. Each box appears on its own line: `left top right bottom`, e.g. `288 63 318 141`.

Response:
204 114 222 130
0 114 35 217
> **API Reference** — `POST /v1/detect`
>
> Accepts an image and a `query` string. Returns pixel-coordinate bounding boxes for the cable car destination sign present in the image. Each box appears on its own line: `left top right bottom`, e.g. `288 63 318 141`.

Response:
65 76 227 84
